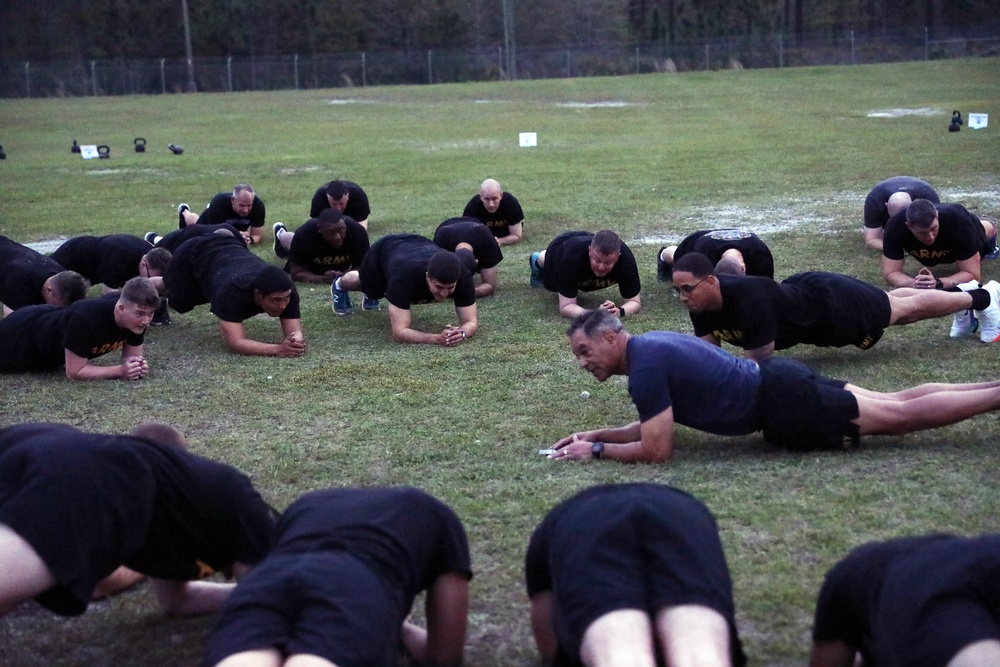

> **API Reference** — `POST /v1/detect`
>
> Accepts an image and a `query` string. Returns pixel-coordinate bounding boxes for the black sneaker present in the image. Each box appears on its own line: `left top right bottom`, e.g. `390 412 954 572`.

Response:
177 203 190 229
656 247 672 282
273 222 289 259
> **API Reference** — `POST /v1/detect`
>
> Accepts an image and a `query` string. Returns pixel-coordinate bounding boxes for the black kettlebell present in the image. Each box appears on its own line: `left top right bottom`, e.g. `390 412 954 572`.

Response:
71 140 81 154
0 145 6 160
949 110 962 132
97 145 111 159
134 137 146 153
168 143 184 155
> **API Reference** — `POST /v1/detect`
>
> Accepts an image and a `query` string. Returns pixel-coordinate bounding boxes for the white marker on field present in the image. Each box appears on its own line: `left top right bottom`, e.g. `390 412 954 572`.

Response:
968 113 988 129
519 132 537 147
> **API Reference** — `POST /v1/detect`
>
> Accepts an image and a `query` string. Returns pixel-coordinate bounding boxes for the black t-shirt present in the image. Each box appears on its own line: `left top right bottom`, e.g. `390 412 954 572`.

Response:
462 192 524 238
368 234 476 309
674 229 774 278
433 217 504 271
0 293 144 371
171 234 301 322
198 193 267 230
309 181 371 221
0 235 65 310
542 231 641 299
156 223 244 253
288 216 369 275
864 177 940 229
690 275 798 350
882 203 984 266
273 487 472 610
50 234 150 289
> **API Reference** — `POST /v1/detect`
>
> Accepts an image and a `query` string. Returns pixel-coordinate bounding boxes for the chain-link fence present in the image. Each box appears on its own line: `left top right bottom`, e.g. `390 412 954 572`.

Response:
2 28 997 98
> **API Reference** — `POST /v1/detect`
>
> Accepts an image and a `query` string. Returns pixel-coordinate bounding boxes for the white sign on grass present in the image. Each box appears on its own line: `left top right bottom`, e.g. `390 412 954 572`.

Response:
968 113 988 129
519 132 537 147
80 145 99 159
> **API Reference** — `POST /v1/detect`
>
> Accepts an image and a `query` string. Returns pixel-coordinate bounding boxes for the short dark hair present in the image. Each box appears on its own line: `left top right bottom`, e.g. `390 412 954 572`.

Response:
673 252 715 278
143 247 172 274
427 251 462 283
50 270 89 305
316 207 350 228
252 265 295 296
327 180 349 200
905 199 939 229
566 308 624 338
591 230 621 255
120 276 161 308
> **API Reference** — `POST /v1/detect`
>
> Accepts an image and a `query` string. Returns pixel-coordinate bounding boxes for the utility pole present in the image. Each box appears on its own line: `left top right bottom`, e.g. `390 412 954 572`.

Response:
182 0 197 91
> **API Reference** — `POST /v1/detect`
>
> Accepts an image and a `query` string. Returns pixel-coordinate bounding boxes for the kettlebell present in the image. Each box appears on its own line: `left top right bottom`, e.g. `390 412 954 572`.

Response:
71 140 81 154
97 145 111 159
0 145 6 160
134 137 146 153
949 110 962 132
168 143 184 155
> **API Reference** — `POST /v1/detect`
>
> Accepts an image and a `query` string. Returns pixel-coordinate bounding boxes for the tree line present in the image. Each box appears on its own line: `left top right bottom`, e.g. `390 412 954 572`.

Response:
1 0 996 63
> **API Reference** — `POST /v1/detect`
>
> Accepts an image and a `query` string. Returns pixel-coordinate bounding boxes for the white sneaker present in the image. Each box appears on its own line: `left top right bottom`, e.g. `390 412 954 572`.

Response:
955 279 981 292
976 281 1000 343
950 309 978 338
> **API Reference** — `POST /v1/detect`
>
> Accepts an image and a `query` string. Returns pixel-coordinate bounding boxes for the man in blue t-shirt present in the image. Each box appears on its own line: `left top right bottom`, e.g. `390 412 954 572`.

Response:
546 309 1000 462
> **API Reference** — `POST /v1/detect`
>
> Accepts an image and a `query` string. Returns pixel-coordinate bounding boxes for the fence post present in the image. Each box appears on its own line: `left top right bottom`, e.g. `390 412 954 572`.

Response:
925 26 929 60
227 56 233 92
294 54 299 89
850 30 855 65
91 60 97 96
24 62 31 98
428 49 432 84
704 43 710 70
635 45 639 73
362 52 367 87
160 58 166 94
566 50 571 77
778 34 783 68
498 47 503 79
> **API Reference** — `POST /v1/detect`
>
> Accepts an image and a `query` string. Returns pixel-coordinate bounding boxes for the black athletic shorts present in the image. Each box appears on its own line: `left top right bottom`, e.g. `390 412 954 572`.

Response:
544 493 744 665
0 438 156 616
357 244 389 300
783 272 892 349
163 240 209 313
203 551 400 667
758 357 860 451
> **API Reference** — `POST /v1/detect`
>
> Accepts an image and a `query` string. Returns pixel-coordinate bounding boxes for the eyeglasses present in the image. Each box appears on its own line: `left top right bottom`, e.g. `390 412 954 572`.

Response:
671 277 708 296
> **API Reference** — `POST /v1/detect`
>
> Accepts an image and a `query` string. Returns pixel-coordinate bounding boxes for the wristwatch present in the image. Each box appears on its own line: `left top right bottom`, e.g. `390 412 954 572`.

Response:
591 441 605 460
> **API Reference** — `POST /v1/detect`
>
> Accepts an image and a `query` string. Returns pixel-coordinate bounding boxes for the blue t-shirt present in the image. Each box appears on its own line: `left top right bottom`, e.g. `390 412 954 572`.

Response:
626 332 761 436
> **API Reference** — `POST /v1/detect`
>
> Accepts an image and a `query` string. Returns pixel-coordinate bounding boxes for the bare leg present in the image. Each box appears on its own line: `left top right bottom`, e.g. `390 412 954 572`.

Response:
181 209 199 227
285 655 339 667
0 523 57 616
337 270 362 291
887 291 972 325
536 249 547 268
92 566 145 600
851 384 1000 435
848 380 1000 402
655 604 733 667
579 609 657 667
214 649 284 667
277 230 294 253
948 640 1000 667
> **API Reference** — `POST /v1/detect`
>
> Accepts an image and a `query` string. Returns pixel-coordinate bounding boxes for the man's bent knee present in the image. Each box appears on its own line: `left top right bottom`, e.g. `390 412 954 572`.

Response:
948 639 1000 667
0 523 57 615
655 604 733 667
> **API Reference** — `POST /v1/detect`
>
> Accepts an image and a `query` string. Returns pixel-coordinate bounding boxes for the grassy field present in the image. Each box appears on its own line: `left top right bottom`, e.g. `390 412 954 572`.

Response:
1 58 999 666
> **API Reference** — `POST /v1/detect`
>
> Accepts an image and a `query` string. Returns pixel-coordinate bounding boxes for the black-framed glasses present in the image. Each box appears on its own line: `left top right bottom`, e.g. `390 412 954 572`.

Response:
671 276 708 296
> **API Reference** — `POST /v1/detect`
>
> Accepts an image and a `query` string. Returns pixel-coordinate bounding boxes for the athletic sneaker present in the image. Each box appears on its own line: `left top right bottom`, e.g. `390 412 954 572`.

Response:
949 309 978 339
273 222 288 259
362 294 381 311
177 203 190 229
656 246 672 282
955 279 981 292
529 251 543 288
977 281 1000 343
985 240 1000 260
151 299 172 326
331 282 353 315
144 231 159 245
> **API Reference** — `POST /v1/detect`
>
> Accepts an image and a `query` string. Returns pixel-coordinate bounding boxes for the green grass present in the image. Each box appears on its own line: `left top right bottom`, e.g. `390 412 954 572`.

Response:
1 58 999 666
